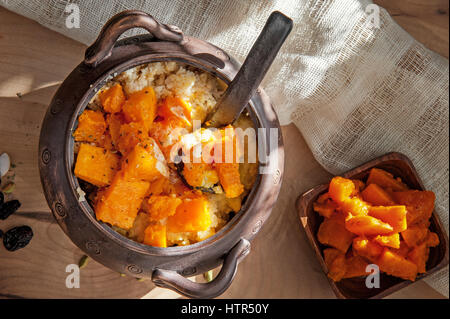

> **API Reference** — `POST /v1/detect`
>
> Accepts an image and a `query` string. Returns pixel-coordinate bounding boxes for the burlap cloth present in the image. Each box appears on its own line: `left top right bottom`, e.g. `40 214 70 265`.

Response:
2 0 448 297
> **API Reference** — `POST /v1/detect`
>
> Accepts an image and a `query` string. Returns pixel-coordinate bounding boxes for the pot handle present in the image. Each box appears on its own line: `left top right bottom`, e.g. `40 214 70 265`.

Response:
84 10 184 67
152 238 251 299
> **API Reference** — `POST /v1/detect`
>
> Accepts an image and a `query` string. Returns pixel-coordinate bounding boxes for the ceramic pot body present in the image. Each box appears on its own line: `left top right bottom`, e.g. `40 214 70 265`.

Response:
38 10 284 298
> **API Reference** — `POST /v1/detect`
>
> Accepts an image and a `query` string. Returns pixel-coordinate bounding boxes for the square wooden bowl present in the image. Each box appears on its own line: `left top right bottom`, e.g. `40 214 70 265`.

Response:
296 152 449 299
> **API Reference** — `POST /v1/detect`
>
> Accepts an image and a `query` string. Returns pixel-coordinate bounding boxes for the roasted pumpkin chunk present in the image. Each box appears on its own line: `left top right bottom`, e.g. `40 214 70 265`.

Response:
143 223 167 248
317 218 354 253
373 233 401 249
323 248 347 282
95 173 150 230
329 176 355 203
392 190 435 226
377 248 418 281
340 197 370 216
368 206 407 233
157 96 192 127
366 168 408 191
74 143 120 187
407 243 429 273
167 193 211 233
106 113 124 148
122 142 169 182
183 162 219 189
215 163 244 198
144 195 182 221
122 86 157 129
352 237 384 262
313 199 337 219
343 255 369 279
345 215 393 236
401 225 429 247
73 109 106 144
116 122 149 156
361 183 395 206
99 83 125 113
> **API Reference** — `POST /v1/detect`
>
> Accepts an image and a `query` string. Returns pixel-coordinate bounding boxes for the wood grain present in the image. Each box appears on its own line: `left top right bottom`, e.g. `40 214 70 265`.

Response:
0 1 448 299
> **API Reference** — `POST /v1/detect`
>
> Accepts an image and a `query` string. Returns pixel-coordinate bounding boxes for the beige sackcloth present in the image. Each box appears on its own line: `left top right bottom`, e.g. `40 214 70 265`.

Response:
2 0 448 297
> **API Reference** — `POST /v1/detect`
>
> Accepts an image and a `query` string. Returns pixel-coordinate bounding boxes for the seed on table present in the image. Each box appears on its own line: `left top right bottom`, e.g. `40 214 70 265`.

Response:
0 153 11 177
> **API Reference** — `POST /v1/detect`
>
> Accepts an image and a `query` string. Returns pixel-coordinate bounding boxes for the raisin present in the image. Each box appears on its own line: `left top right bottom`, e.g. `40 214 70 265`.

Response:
0 191 4 207
0 199 21 220
3 226 33 251
0 229 3 238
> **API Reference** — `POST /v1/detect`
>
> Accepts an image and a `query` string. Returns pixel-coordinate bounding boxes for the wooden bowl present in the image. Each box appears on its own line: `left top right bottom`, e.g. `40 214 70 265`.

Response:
296 152 449 299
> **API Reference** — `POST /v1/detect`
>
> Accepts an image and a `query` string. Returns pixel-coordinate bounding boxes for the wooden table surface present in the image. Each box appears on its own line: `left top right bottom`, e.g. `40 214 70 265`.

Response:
0 1 448 299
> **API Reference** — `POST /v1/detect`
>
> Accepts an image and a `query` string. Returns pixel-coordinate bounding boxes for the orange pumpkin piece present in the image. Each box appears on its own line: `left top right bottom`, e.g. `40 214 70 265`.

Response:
407 243 429 273
143 223 167 247
95 173 150 230
373 233 401 249
317 218 355 253
343 255 369 279
368 206 407 233
426 232 440 247
121 143 168 182
157 96 192 127
313 200 337 219
99 84 125 113
144 195 182 221
183 162 219 189
329 176 355 203
366 168 408 192
392 190 435 226
215 162 244 198
117 122 149 155
340 197 370 216
323 248 347 282
106 113 124 148
167 193 211 233
316 192 330 204
345 215 393 236
401 225 429 247
352 179 366 193
74 143 120 187
122 87 157 128
361 183 396 206
352 237 384 261
390 241 411 258
377 248 418 281
73 109 106 144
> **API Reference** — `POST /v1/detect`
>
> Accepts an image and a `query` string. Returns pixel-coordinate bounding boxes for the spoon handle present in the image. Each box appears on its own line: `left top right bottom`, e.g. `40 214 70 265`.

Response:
206 11 293 127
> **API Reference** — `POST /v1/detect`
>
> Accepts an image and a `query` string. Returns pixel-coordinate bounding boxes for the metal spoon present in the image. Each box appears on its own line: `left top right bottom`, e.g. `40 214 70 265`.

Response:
205 11 293 128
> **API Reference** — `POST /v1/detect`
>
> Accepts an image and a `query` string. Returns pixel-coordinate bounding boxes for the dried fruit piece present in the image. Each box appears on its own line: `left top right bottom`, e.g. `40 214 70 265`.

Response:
0 191 4 206
0 199 21 220
3 225 33 251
